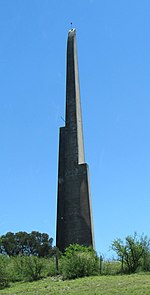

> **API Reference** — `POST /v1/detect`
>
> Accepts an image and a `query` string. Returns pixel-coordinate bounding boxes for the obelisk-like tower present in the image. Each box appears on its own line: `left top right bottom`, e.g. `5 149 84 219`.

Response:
56 29 94 252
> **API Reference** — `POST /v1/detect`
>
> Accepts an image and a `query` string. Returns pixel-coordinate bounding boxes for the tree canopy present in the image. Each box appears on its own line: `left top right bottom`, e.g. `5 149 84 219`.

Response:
0 231 53 257
112 232 150 273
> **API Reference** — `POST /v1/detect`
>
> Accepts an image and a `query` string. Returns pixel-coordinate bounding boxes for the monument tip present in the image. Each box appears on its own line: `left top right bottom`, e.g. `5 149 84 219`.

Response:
68 27 76 36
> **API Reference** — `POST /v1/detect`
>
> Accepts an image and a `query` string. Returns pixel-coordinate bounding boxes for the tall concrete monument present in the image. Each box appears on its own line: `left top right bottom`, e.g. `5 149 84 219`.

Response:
56 29 94 252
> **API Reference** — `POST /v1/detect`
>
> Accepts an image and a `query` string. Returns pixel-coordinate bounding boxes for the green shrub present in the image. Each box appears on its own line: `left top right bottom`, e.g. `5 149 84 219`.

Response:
14 256 47 281
9 256 57 282
7 256 25 282
24 256 45 281
60 244 99 279
0 256 10 289
44 257 57 277
102 260 122 275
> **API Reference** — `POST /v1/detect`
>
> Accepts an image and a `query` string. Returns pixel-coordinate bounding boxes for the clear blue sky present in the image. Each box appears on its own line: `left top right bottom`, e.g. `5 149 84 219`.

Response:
0 0 150 258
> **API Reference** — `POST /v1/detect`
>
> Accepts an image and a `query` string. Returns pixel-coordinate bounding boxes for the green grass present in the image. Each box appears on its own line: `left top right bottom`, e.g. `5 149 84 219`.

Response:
0 274 150 295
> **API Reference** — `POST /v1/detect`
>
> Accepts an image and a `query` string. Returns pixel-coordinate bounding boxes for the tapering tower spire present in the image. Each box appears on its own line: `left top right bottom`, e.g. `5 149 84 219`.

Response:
66 29 85 164
56 29 94 252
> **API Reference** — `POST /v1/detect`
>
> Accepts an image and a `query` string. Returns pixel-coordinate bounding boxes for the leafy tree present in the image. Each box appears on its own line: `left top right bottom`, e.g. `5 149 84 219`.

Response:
112 233 150 273
15 231 29 255
0 231 53 257
0 232 17 256
28 231 53 257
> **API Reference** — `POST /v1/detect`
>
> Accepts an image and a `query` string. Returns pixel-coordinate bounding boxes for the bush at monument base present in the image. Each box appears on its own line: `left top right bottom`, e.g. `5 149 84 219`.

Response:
60 244 99 279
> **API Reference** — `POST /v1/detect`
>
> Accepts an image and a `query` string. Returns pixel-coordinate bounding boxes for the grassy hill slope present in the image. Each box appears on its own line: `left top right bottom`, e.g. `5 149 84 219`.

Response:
0 274 150 295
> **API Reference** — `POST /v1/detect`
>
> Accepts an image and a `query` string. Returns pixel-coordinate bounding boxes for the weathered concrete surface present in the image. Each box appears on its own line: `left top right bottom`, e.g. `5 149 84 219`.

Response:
56 29 94 252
